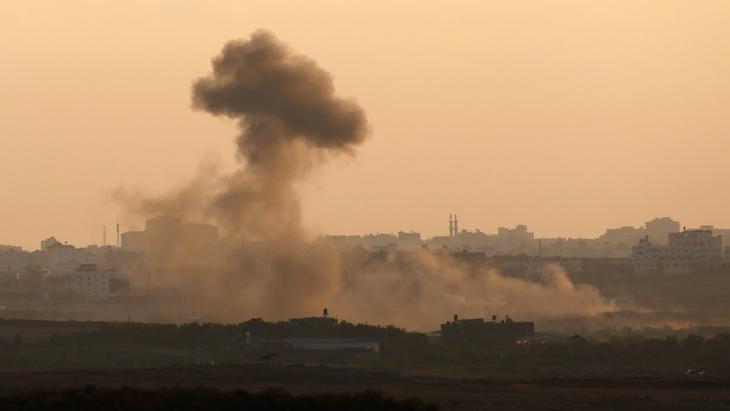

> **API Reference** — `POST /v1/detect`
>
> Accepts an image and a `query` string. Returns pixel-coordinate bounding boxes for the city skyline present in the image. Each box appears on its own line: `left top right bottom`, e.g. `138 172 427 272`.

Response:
5 214 727 252
3 2 730 251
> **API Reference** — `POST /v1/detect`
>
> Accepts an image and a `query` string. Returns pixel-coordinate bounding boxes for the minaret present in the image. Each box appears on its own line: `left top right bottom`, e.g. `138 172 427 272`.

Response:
449 214 453 237
454 215 459 236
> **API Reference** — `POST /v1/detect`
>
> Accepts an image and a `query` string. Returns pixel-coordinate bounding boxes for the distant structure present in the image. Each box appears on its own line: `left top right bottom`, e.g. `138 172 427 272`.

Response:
441 314 535 345
697 225 730 252
325 231 420 251
496 225 534 252
0 244 22 252
40 237 61 251
397 231 422 244
120 215 218 253
45 241 76 268
645 217 680 245
667 229 722 271
632 228 722 274
46 263 128 301
599 226 646 246
320 215 727 260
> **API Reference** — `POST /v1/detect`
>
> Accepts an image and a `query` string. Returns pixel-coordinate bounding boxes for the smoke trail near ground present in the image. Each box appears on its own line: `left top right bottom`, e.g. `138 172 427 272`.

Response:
334 249 616 330
115 30 617 330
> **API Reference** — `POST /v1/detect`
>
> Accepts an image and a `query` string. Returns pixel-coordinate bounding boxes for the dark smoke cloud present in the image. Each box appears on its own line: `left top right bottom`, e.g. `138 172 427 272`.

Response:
192 30 368 156
186 30 368 238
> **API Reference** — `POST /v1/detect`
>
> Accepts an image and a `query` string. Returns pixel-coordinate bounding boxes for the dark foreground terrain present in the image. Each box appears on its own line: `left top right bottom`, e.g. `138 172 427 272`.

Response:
0 385 434 411
2 365 730 410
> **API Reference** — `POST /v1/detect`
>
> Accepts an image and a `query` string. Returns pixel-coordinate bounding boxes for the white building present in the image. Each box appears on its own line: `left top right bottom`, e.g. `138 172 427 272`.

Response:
632 229 722 274
61 264 127 301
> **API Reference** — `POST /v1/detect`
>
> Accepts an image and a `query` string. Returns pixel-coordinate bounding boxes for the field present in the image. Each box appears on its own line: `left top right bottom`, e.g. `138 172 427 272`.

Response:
2 364 730 410
4 319 730 409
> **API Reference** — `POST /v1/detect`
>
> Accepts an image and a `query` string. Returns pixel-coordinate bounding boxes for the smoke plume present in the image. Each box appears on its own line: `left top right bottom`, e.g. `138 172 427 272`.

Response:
115 30 617 330
191 30 368 239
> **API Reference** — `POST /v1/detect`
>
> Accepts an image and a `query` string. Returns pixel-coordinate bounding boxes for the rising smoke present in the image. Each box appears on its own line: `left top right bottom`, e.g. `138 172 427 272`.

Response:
191 30 368 239
115 30 616 330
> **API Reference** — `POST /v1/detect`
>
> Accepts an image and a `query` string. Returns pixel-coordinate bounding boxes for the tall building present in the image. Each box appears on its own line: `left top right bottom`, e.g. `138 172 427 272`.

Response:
120 216 218 253
668 229 722 264
645 217 680 245
632 229 722 274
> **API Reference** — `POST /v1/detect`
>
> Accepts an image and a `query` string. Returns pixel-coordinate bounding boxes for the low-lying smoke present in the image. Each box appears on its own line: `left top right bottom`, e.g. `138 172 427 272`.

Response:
335 252 616 330
115 30 616 330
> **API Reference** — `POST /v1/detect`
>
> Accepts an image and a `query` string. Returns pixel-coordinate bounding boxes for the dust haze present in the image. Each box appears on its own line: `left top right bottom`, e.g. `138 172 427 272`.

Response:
115 30 616 330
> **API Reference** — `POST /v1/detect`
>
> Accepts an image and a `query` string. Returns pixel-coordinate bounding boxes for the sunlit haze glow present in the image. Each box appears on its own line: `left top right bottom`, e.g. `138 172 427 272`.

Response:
2 1 730 250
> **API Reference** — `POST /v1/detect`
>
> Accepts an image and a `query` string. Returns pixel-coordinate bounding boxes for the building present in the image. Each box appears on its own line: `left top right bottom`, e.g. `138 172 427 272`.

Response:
0 244 22 252
631 237 670 273
645 217 680 245
45 242 76 268
397 231 422 244
697 225 730 250
40 237 60 251
665 229 722 273
120 215 218 257
120 231 147 252
440 314 534 345
599 226 646 246
57 264 128 301
496 225 535 253
144 215 218 248
632 229 722 274
360 233 397 251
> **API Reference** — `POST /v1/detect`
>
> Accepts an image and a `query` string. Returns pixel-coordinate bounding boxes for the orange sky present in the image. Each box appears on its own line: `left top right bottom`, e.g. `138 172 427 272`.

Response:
2 1 730 250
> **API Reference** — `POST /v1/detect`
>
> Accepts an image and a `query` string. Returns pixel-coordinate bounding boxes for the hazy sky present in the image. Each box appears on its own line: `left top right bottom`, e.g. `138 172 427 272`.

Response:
2 1 730 250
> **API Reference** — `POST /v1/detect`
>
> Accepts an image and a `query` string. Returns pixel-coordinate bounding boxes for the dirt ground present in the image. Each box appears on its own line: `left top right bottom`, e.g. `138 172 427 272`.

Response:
1 365 730 410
